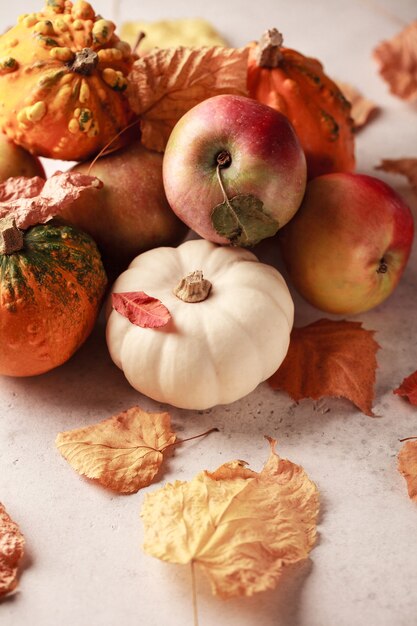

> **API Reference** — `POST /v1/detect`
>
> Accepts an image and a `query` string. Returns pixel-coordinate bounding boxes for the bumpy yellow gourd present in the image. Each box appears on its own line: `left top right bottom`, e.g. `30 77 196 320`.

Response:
106 239 294 410
0 0 136 160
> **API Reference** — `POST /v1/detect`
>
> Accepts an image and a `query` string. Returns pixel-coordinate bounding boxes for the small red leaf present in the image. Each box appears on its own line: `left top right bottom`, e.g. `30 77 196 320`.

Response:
112 292 171 328
394 371 417 406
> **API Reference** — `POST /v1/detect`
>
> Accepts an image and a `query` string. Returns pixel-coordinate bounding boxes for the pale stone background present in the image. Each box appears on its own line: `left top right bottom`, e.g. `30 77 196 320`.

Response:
1 1 417 626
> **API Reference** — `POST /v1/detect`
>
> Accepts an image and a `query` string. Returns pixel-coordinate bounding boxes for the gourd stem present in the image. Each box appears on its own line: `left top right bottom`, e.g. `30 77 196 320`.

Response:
68 48 99 75
0 217 24 255
256 28 284 68
174 270 212 303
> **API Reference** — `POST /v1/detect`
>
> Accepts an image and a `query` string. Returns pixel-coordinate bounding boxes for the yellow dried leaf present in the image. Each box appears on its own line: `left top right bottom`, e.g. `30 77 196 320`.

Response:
0 503 25 597
335 81 379 129
398 439 417 501
56 406 176 494
376 158 417 194
127 45 249 152
373 20 417 101
120 18 227 53
141 438 319 599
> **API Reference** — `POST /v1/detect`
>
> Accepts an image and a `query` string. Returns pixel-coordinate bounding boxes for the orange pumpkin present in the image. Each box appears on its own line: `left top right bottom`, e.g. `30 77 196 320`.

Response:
0 218 107 376
0 0 136 160
247 29 355 179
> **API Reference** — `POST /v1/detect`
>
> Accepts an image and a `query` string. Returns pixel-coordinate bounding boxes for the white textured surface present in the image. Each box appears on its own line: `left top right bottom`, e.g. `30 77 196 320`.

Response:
1 1 417 625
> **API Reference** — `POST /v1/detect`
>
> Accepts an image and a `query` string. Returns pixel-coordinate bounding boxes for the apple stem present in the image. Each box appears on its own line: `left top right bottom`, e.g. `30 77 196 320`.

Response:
399 436 417 442
0 217 24 255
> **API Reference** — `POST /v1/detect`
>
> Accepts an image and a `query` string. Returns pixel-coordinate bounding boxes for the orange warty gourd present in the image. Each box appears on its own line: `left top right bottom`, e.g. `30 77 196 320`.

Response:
0 218 107 376
0 0 136 160
247 29 355 180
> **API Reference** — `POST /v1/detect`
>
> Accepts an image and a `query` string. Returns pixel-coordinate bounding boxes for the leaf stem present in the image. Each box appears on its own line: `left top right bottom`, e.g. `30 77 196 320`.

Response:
162 427 219 452
399 436 417 442
216 162 233 208
191 560 199 626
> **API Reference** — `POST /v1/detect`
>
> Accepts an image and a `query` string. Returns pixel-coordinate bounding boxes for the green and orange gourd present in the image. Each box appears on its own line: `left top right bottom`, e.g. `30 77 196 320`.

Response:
0 217 107 376
247 28 356 179
0 0 136 160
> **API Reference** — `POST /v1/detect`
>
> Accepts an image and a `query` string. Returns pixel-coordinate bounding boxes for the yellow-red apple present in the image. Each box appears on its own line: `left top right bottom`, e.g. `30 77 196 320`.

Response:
0 134 45 181
163 94 306 247
279 172 414 314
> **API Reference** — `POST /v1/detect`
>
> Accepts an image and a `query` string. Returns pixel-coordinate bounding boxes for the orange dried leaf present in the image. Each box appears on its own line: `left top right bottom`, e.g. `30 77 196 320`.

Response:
394 370 417 405
376 158 417 194
141 438 319 599
56 406 176 494
0 503 25 597
0 171 102 229
127 45 249 151
112 292 171 328
398 439 417 501
335 81 378 129
373 20 417 101
269 319 379 416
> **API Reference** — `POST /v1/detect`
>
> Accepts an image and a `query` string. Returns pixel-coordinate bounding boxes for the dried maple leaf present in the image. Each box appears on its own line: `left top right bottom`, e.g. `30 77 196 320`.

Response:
335 81 378 129
112 292 171 328
0 171 102 230
373 21 417 101
127 45 249 151
376 158 417 194
141 437 319 599
268 319 379 416
0 503 25 597
394 370 417 405
398 439 417 501
56 406 217 494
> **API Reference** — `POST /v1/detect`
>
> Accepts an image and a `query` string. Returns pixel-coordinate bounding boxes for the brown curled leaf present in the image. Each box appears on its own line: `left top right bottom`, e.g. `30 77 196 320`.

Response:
376 158 417 195
394 370 417 405
268 319 380 416
335 81 379 129
398 439 417 501
0 503 25 597
127 45 249 151
373 20 417 101
0 171 102 229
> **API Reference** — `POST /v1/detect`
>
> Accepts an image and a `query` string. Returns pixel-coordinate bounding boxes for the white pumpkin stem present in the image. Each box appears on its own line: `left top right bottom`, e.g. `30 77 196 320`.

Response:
256 28 284 68
0 217 24 255
174 270 212 303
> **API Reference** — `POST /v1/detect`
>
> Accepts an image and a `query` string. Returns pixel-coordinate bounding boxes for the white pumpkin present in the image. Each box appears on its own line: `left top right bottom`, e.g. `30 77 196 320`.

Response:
106 239 294 409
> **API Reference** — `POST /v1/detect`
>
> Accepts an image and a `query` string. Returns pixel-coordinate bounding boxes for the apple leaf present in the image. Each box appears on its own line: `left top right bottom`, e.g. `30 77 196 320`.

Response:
127 45 249 152
268 319 380 416
211 193 279 247
112 291 171 328
373 20 417 101
398 439 417 501
394 370 417 405
0 503 25 597
376 158 417 195
141 437 319 599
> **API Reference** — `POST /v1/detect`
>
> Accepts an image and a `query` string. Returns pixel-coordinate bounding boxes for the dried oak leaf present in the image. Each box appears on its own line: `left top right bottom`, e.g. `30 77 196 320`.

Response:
373 21 417 101
141 437 319 599
268 319 380 416
335 81 378 129
112 291 171 328
127 45 249 151
0 171 102 230
56 406 176 494
0 503 25 597
376 158 417 194
394 370 417 405
398 439 417 501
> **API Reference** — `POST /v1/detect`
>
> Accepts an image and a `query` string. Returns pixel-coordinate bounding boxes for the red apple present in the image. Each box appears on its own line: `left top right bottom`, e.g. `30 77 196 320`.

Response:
60 140 188 274
0 134 45 181
162 94 306 247
279 172 414 314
